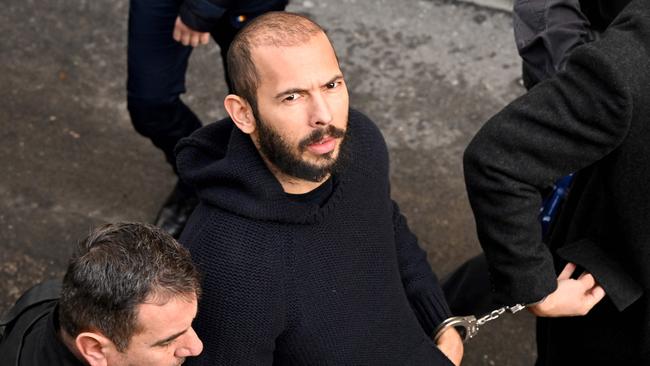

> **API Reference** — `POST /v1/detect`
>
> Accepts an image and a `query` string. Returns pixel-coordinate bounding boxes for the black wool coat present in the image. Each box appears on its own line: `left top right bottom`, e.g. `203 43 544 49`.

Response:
464 1 649 364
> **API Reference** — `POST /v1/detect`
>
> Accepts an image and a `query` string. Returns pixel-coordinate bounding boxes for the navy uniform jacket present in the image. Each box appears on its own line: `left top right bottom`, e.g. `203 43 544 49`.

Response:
179 0 289 32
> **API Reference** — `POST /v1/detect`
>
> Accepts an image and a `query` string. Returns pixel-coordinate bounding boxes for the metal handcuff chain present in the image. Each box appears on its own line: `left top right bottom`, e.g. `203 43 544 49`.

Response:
433 303 526 343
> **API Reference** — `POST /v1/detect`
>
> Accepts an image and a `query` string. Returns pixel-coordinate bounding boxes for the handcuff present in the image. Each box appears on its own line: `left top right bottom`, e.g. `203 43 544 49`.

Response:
433 303 527 343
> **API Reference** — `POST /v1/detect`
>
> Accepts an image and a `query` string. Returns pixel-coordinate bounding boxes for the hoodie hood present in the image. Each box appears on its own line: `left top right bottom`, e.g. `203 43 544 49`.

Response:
175 118 348 224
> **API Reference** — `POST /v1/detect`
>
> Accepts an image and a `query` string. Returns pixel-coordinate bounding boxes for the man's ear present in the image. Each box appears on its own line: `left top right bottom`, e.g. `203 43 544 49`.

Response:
224 94 256 134
75 332 111 366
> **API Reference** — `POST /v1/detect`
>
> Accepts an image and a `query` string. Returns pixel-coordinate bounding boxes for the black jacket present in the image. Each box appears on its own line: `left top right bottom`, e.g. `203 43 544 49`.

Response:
0 281 82 366
179 0 288 32
464 1 649 364
176 109 453 365
580 0 631 31
514 0 632 89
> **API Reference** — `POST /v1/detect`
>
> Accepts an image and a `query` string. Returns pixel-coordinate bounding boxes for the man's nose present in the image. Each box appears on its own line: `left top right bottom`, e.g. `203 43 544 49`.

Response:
175 327 204 357
308 92 333 127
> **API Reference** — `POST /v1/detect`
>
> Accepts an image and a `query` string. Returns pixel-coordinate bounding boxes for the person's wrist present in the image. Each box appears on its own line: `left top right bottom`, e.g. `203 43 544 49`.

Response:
437 327 461 342
436 327 463 366
527 294 557 317
525 295 548 307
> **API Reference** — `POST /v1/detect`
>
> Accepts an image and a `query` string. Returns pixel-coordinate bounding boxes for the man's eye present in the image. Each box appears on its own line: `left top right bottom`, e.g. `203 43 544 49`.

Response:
284 93 299 101
157 341 172 348
326 81 339 89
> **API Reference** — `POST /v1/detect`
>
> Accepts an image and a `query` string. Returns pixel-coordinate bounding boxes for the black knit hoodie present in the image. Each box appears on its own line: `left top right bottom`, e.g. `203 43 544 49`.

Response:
176 109 453 365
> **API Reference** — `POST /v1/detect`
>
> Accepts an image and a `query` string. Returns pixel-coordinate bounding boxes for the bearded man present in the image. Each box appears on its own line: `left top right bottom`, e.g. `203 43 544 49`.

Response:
175 11 463 366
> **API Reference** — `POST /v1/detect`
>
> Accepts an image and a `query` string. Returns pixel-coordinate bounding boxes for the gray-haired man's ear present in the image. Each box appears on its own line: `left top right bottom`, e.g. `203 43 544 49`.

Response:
75 332 111 366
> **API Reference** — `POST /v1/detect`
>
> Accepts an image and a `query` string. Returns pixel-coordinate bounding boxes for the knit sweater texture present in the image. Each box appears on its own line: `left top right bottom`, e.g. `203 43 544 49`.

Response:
176 109 453 365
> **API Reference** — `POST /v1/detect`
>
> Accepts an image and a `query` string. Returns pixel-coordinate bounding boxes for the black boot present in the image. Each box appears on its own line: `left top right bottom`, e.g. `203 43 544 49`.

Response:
154 181 199 239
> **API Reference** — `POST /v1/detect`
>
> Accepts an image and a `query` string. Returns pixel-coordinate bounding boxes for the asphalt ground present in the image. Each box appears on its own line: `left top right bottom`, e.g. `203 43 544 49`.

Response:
0 0 537 364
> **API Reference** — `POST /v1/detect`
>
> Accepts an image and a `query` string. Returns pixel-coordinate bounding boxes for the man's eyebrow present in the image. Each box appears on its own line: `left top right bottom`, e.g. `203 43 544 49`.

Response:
152 328 188 347
274 74 344 99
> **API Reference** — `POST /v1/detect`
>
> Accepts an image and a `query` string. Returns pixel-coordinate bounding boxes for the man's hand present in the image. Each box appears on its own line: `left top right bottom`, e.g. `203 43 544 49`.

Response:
436 327 463 366
173 16 210 47
528 262 606 317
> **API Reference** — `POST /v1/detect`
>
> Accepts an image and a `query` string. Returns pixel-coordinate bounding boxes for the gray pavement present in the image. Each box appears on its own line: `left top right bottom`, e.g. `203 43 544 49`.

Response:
1 0 536 364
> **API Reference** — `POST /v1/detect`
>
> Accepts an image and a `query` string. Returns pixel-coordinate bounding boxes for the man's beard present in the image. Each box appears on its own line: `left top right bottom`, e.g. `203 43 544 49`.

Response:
254 112 348 182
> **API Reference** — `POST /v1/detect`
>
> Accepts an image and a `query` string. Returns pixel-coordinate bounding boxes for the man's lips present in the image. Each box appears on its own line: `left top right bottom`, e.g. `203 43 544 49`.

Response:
306 136 337 155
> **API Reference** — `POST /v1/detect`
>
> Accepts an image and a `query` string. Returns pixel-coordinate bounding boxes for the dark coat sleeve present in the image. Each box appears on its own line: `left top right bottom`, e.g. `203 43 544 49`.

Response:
463 43 632 305
179 0 228 32
178 0 287 33
392 200 452 335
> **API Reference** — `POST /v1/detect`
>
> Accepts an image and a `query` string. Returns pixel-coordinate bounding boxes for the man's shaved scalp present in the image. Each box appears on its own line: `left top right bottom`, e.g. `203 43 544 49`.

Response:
227 12 326 109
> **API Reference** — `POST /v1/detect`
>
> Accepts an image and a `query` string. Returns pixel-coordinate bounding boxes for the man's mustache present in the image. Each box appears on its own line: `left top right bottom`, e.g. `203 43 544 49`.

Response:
298 125 346 151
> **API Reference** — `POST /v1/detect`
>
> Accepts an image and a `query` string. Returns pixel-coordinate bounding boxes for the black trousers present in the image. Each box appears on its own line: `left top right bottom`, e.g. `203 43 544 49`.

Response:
126 0 287 172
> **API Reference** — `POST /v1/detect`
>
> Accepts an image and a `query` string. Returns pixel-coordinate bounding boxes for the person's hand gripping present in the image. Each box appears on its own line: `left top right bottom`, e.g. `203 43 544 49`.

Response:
173 16 210 47
528 262 606 317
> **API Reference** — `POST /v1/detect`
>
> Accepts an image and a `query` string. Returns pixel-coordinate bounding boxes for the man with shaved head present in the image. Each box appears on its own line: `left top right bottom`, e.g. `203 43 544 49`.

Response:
176 12 463 365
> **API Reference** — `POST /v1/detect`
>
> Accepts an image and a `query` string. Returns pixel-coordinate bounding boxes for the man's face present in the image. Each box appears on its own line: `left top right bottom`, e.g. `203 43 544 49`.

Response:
107 294 203 366
250 31 349 182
